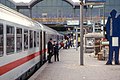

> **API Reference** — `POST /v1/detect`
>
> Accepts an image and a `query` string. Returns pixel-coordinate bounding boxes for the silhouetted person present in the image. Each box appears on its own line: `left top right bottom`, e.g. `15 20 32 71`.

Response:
106 9 119 65
116 14 120 64
47 38 53 63
53 41 59 61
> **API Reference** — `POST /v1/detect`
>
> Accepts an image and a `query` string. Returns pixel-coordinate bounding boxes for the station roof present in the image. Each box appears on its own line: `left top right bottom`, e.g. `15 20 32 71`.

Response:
65 0 80 6
9 0 43 8
9 0 80 8
9 0 40 6
9 0 105 9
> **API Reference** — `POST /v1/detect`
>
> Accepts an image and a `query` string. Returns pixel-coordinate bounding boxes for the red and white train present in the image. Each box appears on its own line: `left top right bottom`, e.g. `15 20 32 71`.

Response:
0 3 63 80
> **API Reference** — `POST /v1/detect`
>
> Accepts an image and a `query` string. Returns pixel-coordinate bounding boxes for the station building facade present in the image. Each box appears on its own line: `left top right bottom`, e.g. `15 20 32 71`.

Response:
0 0 120 23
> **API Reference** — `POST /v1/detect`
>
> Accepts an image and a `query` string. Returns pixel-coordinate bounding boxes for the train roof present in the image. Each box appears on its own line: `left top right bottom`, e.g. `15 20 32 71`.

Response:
37 22 60 34
0 3 62 35
0 3 36 28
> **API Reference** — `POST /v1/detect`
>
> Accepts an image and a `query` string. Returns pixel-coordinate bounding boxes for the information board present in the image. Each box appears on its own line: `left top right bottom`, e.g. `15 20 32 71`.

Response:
67 20 79 26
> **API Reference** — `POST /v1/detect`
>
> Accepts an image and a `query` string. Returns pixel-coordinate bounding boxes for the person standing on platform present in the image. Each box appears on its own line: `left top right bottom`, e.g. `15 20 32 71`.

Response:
106 9 119 65
53 41 59 61
47 38 53 63
60 41 64 49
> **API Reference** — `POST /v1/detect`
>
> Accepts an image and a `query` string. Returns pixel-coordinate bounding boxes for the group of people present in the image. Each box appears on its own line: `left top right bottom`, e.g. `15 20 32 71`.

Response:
47 38 59 63
60 39 73 49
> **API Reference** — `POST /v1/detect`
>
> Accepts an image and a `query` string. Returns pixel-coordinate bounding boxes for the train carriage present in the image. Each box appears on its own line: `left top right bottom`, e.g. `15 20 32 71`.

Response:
0 3 63 80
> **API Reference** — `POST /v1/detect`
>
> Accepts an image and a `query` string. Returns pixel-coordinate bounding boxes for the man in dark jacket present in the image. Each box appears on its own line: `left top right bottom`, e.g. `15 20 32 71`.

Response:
53 41 59 61
47 38 53 63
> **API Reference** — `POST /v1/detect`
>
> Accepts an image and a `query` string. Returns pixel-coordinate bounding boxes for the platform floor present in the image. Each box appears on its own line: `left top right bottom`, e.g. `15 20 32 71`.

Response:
29 48 120 80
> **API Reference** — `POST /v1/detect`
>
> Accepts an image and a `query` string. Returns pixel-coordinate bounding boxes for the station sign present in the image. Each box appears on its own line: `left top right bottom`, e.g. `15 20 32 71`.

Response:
67 20 79 26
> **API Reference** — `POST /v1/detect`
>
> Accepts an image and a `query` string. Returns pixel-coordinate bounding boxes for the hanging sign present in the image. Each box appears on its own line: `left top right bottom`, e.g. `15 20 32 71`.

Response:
67 20 79 26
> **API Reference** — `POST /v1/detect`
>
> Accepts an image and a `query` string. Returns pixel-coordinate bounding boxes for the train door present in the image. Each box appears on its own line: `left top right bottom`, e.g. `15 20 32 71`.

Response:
40 31 43 65
43 31 46 62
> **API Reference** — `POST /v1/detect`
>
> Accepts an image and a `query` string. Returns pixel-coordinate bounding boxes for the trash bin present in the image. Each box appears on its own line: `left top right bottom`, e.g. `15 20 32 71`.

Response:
95 39 101 55
98 52 103 60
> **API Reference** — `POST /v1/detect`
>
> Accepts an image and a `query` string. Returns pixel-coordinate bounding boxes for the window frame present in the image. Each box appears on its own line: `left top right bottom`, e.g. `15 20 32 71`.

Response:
34 31 37 48
0 24 4 57
6 25 15 55
24 29 29 50
16 27 22 52
29 30 33 48
36 31 39 47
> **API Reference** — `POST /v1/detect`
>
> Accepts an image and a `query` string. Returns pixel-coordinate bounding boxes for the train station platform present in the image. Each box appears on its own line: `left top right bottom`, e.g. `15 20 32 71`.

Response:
29 48 120 80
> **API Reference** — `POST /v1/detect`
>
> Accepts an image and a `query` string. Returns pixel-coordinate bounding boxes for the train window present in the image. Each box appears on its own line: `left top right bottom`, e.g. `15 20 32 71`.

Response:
16 28 22 52
29 30 33 48
24 29 28 50
0 24 3 57
37 32 39 47
78 34 80 37
34 31 37 47
6 25 15 54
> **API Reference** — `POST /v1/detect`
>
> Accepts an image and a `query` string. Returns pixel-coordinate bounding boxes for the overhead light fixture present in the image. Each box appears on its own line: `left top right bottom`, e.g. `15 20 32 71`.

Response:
11 0 32 3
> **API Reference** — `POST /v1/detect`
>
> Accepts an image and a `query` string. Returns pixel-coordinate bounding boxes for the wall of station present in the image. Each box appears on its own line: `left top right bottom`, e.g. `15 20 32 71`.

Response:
0 0 120 19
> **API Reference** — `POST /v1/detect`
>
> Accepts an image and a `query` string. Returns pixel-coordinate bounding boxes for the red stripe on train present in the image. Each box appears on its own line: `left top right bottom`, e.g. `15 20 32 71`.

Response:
0 49 47 76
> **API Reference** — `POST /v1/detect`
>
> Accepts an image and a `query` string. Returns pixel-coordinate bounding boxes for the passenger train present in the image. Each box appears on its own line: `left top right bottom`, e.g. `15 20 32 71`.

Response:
0 3 63 80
